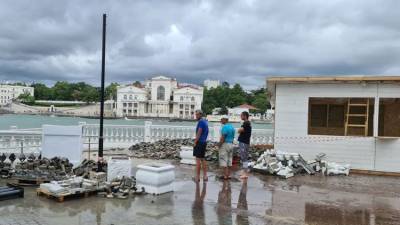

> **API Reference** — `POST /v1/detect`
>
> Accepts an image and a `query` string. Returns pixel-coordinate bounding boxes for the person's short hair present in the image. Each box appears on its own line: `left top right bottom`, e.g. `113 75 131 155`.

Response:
241 111 249 119
221 115 229 120
195 109 203 116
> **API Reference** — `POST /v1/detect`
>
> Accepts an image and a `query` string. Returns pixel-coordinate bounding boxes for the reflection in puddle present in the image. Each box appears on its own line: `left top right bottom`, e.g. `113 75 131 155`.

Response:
271 183 400 225
1 166 400 225
306 203 372 225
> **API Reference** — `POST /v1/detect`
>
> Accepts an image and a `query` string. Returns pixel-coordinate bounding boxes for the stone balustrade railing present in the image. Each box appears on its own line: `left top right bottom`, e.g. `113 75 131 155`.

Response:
0 130 42 154
0 122 274 153
82 124 146 149
251 129 274 145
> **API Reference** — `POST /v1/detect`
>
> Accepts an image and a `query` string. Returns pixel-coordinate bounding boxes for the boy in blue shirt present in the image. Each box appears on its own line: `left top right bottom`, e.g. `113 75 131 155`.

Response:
193 109 209 182
218 115 235 179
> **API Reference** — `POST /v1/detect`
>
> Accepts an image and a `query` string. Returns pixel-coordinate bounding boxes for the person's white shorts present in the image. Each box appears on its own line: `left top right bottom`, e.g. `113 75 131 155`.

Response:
219 143 233 167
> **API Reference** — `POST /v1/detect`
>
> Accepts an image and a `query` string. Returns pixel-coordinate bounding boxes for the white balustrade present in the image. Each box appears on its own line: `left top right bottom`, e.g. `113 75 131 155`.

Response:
0 122 274 154
251 129 274 145
0 130 42 155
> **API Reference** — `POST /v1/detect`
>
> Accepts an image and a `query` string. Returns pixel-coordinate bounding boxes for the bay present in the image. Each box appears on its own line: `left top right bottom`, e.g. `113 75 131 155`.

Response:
0 114 272 130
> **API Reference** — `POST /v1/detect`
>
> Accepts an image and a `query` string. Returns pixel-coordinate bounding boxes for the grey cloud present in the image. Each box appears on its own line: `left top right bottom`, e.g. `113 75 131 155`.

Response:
0 0 399 89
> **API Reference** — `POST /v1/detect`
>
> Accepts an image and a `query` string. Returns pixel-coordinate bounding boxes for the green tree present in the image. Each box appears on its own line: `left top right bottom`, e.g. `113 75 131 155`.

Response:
31 83 53 100
53 81 73 101
105 83 119 100
202 82 247 114
227 84 247 107
250 88 270 113
202 82 270 115
81 86 100 103
17 92 35 104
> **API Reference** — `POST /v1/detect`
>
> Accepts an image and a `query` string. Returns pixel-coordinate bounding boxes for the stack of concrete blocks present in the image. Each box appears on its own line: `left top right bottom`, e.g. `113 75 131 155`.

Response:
40 182 67 195
107 157 132 182
136 163 175 195
40 176 106 195
180 146 196 165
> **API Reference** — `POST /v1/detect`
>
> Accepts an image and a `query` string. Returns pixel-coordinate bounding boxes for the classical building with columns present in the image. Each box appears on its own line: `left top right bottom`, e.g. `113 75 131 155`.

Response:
116 76 203 119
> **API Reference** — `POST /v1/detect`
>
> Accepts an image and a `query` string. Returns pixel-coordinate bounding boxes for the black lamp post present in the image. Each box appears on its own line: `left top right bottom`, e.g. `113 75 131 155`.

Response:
98 13 106 171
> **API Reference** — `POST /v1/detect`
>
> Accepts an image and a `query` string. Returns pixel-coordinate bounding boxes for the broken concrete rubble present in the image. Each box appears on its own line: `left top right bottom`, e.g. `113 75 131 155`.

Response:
250 150 350 178
39 175 106 196
98 176 145 199
128 138 270 162
2 154 74 181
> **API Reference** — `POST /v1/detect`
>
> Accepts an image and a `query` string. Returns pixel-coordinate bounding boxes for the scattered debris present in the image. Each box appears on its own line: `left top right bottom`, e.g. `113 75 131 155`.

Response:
101 176 145 199
250 150 350 178
73 159 107 178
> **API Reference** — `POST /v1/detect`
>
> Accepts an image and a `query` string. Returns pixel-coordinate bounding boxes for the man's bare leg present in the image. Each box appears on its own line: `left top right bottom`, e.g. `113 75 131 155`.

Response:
201 159 208 181
195 158 201 182
223 167 231 179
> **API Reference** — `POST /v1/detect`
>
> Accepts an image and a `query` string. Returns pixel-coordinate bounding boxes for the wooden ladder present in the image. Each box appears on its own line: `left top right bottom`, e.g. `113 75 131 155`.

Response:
345 98 370 136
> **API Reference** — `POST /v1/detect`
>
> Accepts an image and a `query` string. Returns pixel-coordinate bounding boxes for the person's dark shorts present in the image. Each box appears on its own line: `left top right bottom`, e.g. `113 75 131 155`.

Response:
193 142 207 158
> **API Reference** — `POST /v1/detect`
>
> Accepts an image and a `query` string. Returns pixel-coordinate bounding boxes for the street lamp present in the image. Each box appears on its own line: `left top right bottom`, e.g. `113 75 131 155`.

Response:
98 13 106 171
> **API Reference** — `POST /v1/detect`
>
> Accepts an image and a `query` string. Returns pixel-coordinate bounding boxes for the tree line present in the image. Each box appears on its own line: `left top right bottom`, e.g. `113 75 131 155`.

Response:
26 82 119 103
202 82 270 115
19 81 270 113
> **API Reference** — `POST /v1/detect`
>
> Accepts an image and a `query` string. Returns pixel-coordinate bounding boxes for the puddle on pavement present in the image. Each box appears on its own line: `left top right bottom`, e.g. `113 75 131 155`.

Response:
1 163 400 225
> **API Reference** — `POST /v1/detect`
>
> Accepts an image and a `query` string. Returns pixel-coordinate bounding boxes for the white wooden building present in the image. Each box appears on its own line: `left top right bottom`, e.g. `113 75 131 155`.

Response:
267 76 400 173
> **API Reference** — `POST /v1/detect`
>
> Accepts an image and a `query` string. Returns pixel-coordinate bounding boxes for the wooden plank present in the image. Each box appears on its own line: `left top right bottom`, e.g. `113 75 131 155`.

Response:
365 98 370 136
347 124 367 127
347 114 367 117
345 98 350 136
351 169 400 177
348 104 368 106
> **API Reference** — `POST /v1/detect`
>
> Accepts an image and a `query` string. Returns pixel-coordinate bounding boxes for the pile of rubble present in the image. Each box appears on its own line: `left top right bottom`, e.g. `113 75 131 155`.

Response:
128 139 218 160
73 159 106 177
0 153 74 180
98 176 145 199
15 156 73 179
128 139 268 161
0 152 106 182
249 150 350 178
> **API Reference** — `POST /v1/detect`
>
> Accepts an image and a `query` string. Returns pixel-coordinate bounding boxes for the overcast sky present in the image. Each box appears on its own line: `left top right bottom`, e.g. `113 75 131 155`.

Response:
0 0 399 89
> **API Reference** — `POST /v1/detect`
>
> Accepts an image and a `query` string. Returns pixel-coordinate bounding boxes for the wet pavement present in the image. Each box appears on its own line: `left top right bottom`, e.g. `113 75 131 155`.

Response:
0 159 400 225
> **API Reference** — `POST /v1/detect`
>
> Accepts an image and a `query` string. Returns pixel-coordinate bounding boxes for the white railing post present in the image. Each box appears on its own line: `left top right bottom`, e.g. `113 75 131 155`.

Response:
144 121 152 143
213 124 221 142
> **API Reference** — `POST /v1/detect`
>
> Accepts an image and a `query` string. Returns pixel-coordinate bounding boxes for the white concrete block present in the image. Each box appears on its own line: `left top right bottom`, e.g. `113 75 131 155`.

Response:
107 157 132 181
41 125 83 165
136 163 175 195
180 146 195 165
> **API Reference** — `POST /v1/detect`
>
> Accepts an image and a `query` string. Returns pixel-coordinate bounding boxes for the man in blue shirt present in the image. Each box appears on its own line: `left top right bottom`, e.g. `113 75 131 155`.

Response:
193 109 209 182
218 115 235 179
